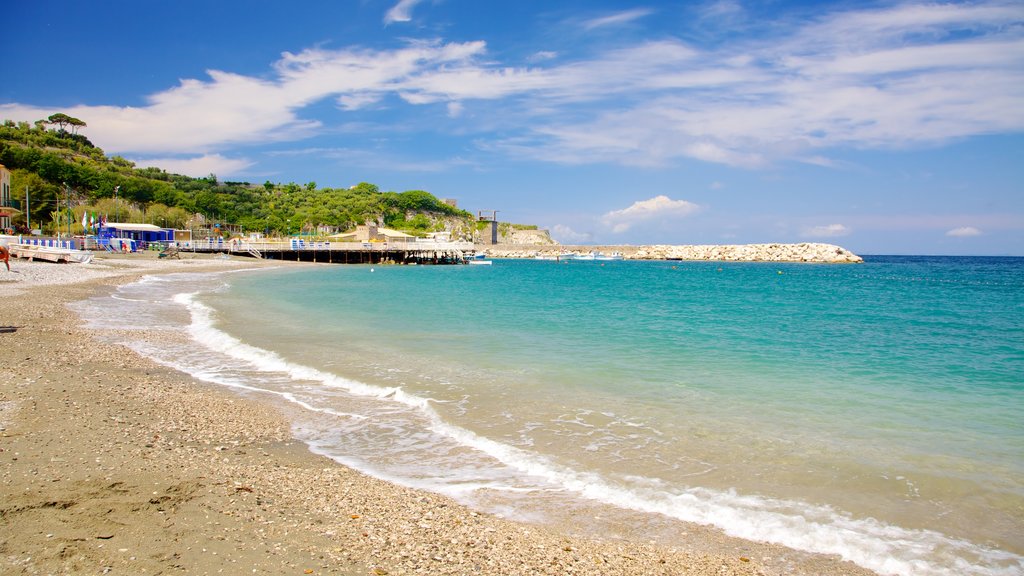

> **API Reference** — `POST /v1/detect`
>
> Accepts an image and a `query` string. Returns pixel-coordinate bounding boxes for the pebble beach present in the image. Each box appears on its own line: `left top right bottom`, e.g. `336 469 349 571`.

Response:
0 253 873 575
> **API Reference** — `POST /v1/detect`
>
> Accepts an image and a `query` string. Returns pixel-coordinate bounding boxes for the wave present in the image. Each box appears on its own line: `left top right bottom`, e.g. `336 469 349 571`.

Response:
79 273 1024 576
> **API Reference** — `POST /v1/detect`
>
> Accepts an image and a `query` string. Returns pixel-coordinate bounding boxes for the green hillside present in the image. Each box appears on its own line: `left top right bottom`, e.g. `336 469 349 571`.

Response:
0 115 472 237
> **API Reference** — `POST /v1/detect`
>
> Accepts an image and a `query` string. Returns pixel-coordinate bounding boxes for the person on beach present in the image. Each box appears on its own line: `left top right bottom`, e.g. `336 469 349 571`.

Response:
0 245 10 271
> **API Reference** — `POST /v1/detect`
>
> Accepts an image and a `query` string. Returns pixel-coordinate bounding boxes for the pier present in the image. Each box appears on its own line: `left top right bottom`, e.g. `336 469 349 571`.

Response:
175 238 475 265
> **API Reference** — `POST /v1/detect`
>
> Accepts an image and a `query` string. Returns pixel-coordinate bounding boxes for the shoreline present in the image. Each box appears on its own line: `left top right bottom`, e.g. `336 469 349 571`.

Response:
1 254 872 575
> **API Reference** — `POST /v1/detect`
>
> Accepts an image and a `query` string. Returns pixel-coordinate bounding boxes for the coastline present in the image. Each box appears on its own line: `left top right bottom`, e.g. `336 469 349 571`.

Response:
1 255 873 575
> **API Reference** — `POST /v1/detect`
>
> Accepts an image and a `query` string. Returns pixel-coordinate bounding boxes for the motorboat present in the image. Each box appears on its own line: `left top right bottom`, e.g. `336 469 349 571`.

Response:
576 251 623 261
535 252 576 261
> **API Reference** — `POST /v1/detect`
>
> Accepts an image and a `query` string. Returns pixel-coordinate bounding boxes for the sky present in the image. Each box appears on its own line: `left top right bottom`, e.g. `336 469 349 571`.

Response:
2 0 1023 255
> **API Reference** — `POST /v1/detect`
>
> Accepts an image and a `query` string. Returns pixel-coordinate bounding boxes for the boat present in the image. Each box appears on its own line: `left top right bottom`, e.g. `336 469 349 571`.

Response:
575 251 623 261
466 252 493 265
535 252 576 261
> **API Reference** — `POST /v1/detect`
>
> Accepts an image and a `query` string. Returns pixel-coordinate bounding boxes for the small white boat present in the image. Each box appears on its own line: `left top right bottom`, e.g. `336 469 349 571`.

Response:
535 252 576 261
575 251 623 261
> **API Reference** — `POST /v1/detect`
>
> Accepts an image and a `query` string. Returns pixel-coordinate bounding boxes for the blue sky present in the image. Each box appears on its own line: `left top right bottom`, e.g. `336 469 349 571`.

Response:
2 0 1022 255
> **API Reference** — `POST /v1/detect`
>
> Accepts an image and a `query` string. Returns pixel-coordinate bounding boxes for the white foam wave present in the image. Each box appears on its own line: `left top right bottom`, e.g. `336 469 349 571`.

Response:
152 288 1024 576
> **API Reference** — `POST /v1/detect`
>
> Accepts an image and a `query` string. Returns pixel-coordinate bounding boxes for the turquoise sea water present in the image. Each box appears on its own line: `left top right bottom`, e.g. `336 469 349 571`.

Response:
75 256 1024 575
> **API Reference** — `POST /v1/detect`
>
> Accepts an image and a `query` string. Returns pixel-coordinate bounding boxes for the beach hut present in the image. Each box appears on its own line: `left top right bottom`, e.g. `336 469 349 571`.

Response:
98 222 175 250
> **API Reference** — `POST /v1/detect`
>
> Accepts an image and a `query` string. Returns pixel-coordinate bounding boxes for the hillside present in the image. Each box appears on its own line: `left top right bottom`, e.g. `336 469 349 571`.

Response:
0 117 473 238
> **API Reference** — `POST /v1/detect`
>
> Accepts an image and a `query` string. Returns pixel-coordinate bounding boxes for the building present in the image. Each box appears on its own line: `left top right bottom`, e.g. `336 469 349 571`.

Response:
477 210 498 245
97 222 175 247
0 163 12 233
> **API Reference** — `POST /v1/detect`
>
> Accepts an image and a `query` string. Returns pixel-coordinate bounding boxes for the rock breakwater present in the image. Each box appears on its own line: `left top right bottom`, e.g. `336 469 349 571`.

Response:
483 242 863 263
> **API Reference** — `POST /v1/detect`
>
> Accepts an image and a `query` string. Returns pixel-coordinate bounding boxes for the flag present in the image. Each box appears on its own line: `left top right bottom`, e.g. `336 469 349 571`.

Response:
90 213 96 230
82 211 88 231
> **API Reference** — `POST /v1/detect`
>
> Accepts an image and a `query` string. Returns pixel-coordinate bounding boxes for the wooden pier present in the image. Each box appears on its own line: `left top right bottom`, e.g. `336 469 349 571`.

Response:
176 239 474 265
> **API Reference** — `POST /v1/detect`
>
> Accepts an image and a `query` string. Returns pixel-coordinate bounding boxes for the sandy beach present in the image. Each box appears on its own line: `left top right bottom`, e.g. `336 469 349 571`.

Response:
0 253 873 575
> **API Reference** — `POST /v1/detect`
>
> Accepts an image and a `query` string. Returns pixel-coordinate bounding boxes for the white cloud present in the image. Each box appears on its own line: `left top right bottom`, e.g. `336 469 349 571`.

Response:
529 51 558 62
131 154 254 178
802 223 851 238
2 1 1021 171
446 101 464 117
266 146 474 173
551 224 592 244
504 2 1024 167
384 0 426 24
0 40 493 156
700 0 744 22
601 196 700 233
946 226 982 237
581 9 654 30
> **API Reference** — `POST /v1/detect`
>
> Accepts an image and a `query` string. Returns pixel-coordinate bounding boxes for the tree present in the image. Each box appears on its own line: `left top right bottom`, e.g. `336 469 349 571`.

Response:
44 113 86 134
67 116 87 135
352 182 379 194
10 170 60 230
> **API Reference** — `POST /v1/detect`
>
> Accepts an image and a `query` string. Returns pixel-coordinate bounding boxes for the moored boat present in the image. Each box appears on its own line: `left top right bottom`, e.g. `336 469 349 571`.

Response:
535 252 576 261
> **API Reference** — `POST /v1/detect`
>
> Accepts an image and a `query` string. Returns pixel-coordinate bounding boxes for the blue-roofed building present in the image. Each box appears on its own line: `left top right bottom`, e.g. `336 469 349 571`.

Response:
97 222 175 249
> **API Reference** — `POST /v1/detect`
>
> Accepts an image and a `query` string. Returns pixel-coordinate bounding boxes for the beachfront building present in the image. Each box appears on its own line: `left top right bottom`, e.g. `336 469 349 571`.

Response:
97 222 175 249
0 163 12 233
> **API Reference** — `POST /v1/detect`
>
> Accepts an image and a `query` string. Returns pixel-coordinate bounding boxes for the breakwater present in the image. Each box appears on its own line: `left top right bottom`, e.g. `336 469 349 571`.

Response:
483 242 863 263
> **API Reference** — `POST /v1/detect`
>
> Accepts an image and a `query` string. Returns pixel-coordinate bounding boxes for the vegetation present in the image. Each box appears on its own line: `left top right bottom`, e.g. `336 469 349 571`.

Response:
0 116 473 237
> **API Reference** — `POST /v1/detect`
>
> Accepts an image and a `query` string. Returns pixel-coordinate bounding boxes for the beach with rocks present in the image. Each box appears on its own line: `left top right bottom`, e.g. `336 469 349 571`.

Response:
1 253 873 575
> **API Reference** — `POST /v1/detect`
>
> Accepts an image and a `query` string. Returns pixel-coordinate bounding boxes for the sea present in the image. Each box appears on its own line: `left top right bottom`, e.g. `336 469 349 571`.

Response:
72 255 1024 576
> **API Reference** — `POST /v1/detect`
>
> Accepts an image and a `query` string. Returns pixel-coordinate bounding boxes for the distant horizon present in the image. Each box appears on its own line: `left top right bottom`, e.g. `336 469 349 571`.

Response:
3 0 1022 256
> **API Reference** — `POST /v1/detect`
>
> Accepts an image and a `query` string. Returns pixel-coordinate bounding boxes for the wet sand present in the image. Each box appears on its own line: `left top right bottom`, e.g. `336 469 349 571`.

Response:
0 253 873 575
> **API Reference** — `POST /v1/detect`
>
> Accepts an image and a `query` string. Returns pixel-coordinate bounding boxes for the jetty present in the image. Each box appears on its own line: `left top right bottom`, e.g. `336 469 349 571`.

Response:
484 243 863 263
176 238 475 265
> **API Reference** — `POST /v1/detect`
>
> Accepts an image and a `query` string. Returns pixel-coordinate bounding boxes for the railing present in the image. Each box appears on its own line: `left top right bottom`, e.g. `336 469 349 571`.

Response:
14 236 78 250
174 239 473 252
